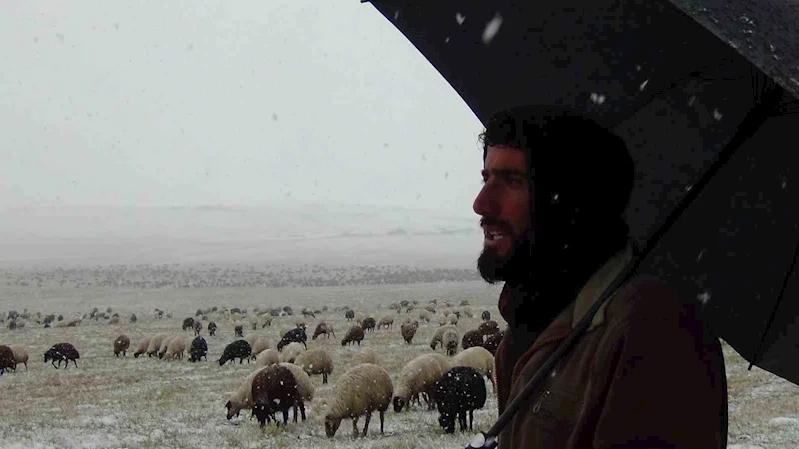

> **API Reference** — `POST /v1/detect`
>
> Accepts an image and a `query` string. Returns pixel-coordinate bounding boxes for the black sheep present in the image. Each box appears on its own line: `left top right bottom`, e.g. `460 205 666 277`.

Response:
182 317 195 331
341 325 365 346
483 330 504 355
0 345 16 375
208 321 217 336
219 340 251 366
477 320 499 337
251 364 299 427
189 336 208 362
432 366 487 434
345 310 355 321
481 310 491 321
277 327 307 351
361 317 376 333
461 330 483 350
234 325 244 338
44 343 80 369
193 320 203 336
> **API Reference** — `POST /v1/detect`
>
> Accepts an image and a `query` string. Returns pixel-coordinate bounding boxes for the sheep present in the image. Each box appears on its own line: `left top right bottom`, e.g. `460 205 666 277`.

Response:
234 324 244 338
377 315 394 330
400 322 418 344
181 317 194 331
393 353 450 412
439 316 448 326
301 308 315 319
193 321 202 336
324 363 393 438
250 338 268 359
188 336 208 362
432 366 487 433
312 322 335 340
65 319 79 327
163 337 186 360
9 345 28 370
294 348 334 384
295 317 307 329
249 316 259 331
461 330 483 350
345 310 355 321
447 313 459 325
355 312 365 324
279 342 306 364
461 306 473 318
424 304 436 313
255 348 280 368
44 343 80 369
244 333 259 347
277 327 307 351
219 340 252 366
279 362 315 422
443 329 460 356
481 310 491 321
0 345 15 375
419 309 431 322
483 330 504 355
113 335 131 357
225 366 270 420
133 336 151 358
146 333 169 357
451 346 496 393
108 315 120 325
477 320 499 336
157 335 176 359
260 314 272 328
341 325 365 346
251 364 299 427
430 325 458 350
130 313 138 323
361 317 376 333
208 321 217 336
353 347 380 365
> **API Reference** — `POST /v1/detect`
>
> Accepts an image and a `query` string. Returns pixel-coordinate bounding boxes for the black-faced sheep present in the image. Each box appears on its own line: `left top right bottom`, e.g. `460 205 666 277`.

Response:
277 327 307 351
219 340 252 366
146 333 169 357
0 345 16 375
477 320 499 336
113 335 130 357
341 325 364 346
481 310 491 321
393 353 450 412
44 343 80 369
193 320 202 336
400 322 417 344
163 337 186 360
361 317 376 333
234 324 244 338
189 336 207 362
279 342 305 364
483 330 504 355
208 321 217 336
294 348 334 384
443 329 460 356
157 335 176 359
279 362 315 422
133 336 151 358
251 364 299 427
324 363 393 439
312 322 335 340
461 330 483 350
430 324 458 350
377 315 394 330
10 345 28 370
345 310 355 321
432 366 487 433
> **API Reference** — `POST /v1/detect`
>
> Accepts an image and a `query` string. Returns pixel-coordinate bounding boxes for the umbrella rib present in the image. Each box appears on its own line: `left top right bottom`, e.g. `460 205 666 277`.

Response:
748 234 799 370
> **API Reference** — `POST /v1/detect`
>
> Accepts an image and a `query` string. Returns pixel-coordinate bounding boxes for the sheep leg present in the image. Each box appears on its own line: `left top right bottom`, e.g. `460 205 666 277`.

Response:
299 401 306 421
282 409 289 426
458 411 467 432
469 410 474 430
379 410 385 434
362 412 372 437
352 417 360 439
323 373 328 384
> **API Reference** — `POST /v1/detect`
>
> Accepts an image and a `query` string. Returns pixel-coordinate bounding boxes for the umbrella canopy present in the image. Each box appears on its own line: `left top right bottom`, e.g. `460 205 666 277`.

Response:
362 0 799 386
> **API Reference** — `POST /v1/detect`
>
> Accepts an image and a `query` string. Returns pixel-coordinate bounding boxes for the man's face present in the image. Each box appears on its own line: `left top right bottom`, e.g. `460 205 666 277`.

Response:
473 145 533 283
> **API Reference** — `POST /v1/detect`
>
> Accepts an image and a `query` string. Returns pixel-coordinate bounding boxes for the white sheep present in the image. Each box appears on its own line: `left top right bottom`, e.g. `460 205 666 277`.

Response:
353 347 380 365
393 353 450 412
355 312 365 324
439 315 448 326
225 366 270 420
255 348 280 368
146 333 169 357
377 314 394 330
447 313 459 325
430 324 458 350
324 363 393 438
9 344 28 370
280 341 306 363
295 317 307 329
134 336 151 358
163 337 186 360
451 346 496 393
279 362 316 422
461 306 474 318
418 309 431 322
294 348 334 384
157 335 176 358
250 338 268 357
442 329 460 356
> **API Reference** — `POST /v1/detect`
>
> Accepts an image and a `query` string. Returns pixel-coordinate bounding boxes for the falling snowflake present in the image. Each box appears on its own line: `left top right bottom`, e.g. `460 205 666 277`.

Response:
688 96 696 106
697 291 711 305
590 93 606 104
696 249 706 262
456 13 465 25
782 181 787 189
713 109 723 121
639 79 650 91
445 37 450 43
482 13 503 44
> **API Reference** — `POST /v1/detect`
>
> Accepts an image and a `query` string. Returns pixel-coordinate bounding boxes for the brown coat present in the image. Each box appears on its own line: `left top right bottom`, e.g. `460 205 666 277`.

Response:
495 246 728 449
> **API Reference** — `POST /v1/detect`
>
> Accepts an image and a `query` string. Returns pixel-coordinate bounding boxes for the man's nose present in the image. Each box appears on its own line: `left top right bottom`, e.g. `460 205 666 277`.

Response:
473 184 498 217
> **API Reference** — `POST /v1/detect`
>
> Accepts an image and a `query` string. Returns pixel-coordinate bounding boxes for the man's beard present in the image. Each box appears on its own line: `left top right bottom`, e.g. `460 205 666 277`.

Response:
477 229 534 285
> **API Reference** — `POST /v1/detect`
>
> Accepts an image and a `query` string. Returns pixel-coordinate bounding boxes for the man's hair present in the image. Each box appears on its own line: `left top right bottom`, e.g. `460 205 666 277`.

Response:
478 104 634 219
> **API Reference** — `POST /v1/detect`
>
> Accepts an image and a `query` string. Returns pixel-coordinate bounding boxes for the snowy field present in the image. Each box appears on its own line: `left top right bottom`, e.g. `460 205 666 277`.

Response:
1 279 799 449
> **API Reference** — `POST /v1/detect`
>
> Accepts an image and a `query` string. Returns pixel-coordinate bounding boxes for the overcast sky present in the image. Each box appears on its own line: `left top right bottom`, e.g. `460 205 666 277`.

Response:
0 1 484 214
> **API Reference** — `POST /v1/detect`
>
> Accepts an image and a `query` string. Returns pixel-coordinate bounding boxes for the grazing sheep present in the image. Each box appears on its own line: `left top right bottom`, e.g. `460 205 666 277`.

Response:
400 322 418 344
439 316 448 326
432 366 487 433
188 336 208 362
341 325 365 346
44 343 80 369
279 342 306 364
377 315 394 331
108 315 120 325
461 307 473 318
251 364 299 427
163 337 186 360
9 345 28 370
208 321 217 336
419 309 431 322
225 366 270 420
393 353 450 412
345 310 355 321
133 336 151 358
353 347 380 365
301 308 315 319
182 317 195 331
0 345 15 374
430 325 458 350
324 363 393 438
193 321 202 336
477 320 499 336
279 362 315 422
260 314 272 328
294 348 334 384
443 329 460 356
65 319 79 327
250 338 268 359
234 324 244 338
255 348 280 368
447 313 459 325
130 313 138 323
113 335 130 357
361 317 376 333
312 322 336 340
452 346 496 393
483 330 504 355
277 327 307 351
461 330 483 350
219 340 252 366
146 333 169 357
157 335 176 359
355 312 365 324
249 316 259 331
481 311 491 321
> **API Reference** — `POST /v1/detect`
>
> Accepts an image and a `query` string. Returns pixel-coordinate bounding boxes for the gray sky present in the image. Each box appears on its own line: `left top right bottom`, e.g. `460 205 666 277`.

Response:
0 1 484 214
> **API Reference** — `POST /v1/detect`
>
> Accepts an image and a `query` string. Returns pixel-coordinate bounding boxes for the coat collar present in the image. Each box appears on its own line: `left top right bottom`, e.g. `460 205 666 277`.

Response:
570 243 634 330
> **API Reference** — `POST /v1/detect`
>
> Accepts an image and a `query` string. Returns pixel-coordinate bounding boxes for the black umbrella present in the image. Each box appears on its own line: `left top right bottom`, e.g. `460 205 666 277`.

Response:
361 0 799 447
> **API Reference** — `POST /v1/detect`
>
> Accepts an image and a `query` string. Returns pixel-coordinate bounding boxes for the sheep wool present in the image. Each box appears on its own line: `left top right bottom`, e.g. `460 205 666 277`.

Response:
324 363 393 439
293 348 334 384
255 348 280 368
393 353 450 412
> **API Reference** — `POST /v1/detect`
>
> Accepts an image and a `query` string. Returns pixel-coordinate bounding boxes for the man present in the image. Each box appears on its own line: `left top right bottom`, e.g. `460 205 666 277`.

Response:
473 105 728 448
